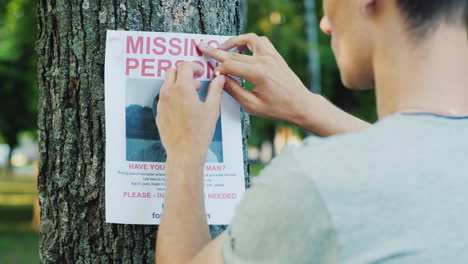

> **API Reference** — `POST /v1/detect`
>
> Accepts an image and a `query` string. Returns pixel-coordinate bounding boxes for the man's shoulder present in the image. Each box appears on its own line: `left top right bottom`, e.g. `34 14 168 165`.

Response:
268 118 402 184
225 139 339 264
301 116 396 154
292 125 385 165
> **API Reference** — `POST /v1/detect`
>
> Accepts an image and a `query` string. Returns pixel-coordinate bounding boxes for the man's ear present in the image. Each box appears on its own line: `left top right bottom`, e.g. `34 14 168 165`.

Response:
360 0 379 17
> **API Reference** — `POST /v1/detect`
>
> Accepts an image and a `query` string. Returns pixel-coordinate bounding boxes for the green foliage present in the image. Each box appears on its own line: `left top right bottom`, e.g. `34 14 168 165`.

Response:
245 0 377 147
249 163 265 176
0 0 37 150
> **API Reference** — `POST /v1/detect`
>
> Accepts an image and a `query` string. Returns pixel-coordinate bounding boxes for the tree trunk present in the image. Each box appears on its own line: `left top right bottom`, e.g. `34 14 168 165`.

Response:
304 0 321 94
6 145 13 173
37 1 249 263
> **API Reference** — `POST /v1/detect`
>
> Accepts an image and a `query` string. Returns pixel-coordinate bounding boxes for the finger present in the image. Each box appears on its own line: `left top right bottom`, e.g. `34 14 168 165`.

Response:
206 75 226 109
193 79 202 91
219 38 248 52
160 68 177 95
198 42 252 63
258 36 276 51
218 33 261 53
198 42 229 62
223 76 259 108
176 62 204 86
163 68 176 84
215 60 259 81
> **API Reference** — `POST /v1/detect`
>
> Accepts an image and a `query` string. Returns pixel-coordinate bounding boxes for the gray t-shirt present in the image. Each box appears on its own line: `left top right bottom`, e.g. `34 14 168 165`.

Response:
223 113 468 263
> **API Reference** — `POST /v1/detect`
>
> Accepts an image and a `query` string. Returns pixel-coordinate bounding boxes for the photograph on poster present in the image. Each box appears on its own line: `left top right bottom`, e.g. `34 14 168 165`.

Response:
125 78 223 163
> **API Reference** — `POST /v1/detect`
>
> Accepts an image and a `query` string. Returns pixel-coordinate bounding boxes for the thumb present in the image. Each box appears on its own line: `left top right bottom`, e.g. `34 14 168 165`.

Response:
206 75 226 109
224 76 257 107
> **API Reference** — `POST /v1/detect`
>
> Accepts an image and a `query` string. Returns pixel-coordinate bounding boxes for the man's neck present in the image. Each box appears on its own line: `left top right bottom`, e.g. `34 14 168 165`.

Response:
373 24 468 119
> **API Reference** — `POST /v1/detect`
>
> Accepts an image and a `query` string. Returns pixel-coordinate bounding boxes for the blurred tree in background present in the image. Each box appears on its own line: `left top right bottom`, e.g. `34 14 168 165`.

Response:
0 0 37 169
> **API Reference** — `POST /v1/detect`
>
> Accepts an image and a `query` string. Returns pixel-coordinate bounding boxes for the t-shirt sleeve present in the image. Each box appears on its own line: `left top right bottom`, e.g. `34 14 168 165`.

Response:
222 146 338 264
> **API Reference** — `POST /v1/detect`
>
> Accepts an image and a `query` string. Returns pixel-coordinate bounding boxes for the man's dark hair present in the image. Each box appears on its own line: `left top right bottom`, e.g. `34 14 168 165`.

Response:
396 0 468 36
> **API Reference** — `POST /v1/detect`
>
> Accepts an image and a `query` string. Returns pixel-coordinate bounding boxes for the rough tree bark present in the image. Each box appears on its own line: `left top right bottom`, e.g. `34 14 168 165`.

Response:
37 1 249 263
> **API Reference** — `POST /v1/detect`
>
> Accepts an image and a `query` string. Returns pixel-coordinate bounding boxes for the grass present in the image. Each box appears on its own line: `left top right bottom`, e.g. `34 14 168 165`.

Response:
0 172 39 263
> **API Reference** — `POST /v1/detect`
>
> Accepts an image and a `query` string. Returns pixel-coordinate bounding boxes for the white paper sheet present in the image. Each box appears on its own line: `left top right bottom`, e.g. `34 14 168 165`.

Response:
104 30 245 225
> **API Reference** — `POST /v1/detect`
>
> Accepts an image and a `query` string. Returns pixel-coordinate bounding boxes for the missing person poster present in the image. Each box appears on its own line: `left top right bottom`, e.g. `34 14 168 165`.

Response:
104 30 245 225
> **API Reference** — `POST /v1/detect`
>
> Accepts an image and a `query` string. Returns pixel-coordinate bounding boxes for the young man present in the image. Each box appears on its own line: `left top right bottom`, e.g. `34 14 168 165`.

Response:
154 0 468 263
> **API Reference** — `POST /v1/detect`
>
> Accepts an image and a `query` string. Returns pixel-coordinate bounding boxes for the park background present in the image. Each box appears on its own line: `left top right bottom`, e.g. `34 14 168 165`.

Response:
0 0 377 262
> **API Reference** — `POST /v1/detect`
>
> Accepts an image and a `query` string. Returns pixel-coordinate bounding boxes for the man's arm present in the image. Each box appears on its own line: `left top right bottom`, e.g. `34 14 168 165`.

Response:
198 34 371 137
295 92 371 136
155 158 213 264
156 157 226 264
154 63 226 264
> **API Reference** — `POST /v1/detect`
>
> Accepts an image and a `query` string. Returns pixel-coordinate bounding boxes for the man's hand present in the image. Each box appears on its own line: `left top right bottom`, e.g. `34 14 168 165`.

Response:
156 62 225 164
198 33 312 126
198 34 371 136
155 62 226 264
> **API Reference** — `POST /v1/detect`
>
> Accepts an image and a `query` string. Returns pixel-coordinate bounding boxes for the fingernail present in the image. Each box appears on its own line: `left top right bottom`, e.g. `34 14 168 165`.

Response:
198 42 208 50
217 75 226 85
215 71 220 76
